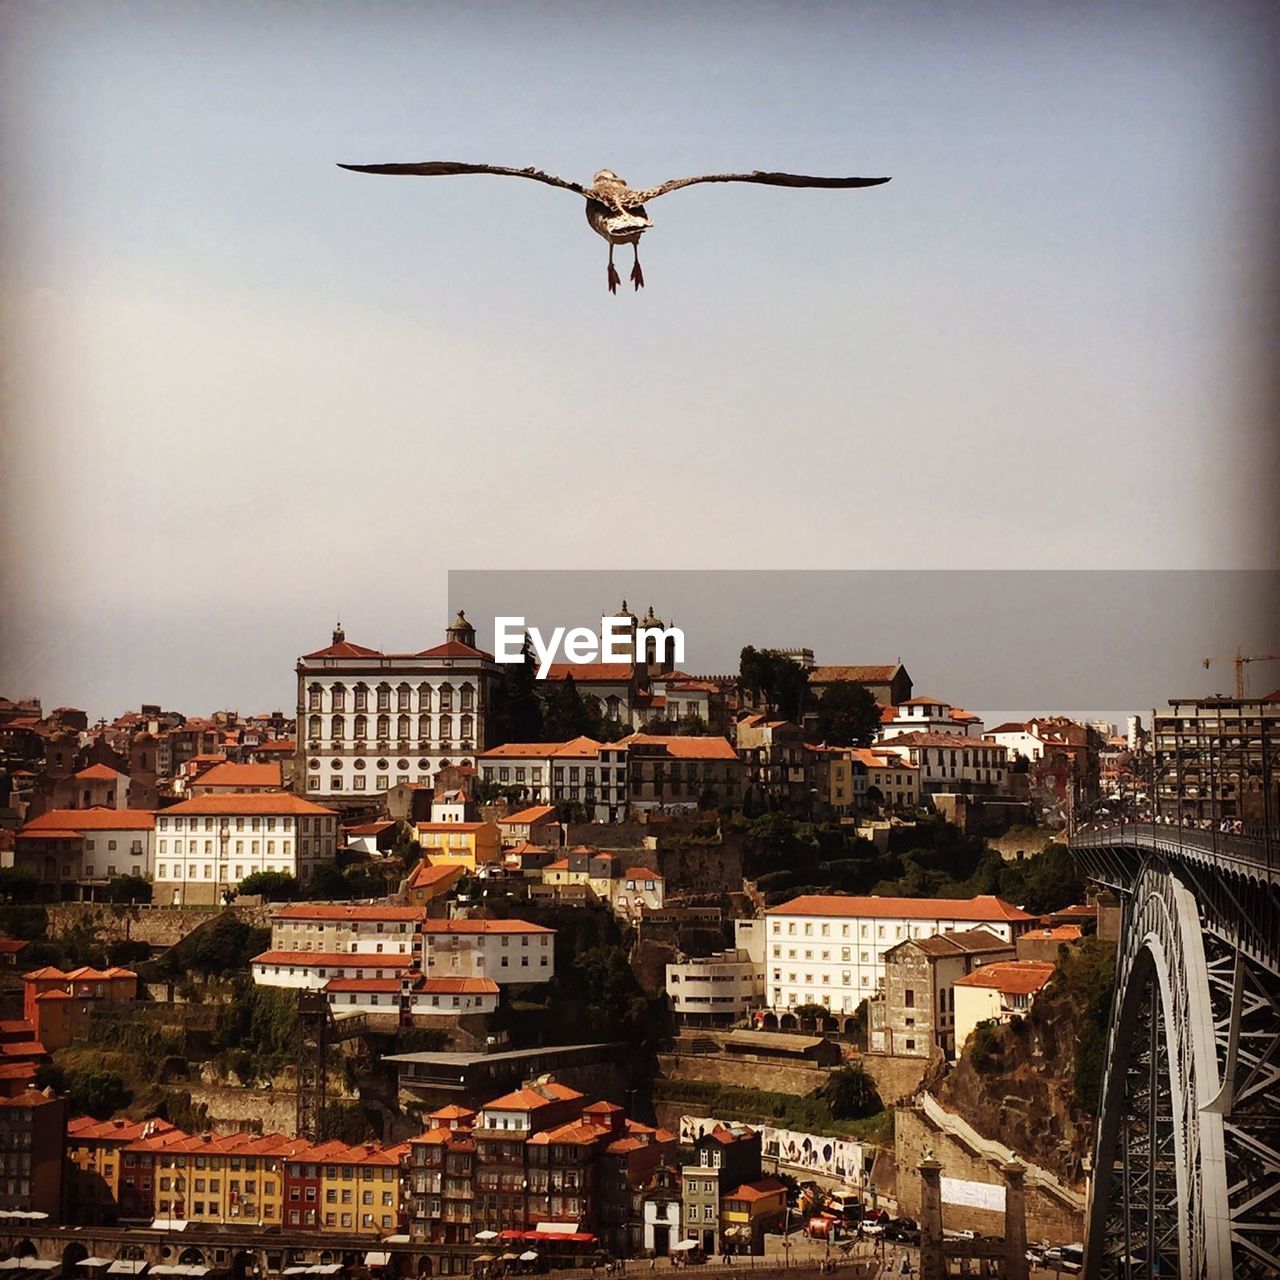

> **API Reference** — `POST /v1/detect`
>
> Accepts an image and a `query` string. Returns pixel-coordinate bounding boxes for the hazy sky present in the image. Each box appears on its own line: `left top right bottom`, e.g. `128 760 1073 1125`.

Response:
2 2 1277 719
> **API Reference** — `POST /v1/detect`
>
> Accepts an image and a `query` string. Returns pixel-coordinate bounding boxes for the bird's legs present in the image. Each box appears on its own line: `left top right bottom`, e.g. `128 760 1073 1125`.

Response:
631 244 644 291
607 243 621 295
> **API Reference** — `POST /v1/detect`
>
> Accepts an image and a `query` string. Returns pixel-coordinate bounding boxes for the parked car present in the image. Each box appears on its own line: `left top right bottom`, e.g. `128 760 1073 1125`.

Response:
859 1210 889 1237
1043 1244 1084 1273
885 1218 920 1245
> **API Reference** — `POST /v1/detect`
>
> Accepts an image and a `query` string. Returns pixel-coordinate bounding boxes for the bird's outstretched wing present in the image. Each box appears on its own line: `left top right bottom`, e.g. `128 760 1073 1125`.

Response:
633 171 891 202
337 161 585 195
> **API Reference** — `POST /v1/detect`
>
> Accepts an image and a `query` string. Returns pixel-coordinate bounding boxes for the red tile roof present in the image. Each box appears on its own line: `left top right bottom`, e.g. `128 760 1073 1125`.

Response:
954 961 1056 996
302 639 383 659
162 793 336 816
618 734 739 760
416 640 493 660
809 665 903 683
543 663 636 684
192 762 283 789
21 809 155 833
75 764 123 781
272 904 426 922
420 919 552 935
499 805 557 825
768 894 1033 922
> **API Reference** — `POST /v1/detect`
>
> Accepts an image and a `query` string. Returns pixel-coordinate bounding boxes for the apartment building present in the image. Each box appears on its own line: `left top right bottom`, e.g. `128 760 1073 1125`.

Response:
764 893 1034 1014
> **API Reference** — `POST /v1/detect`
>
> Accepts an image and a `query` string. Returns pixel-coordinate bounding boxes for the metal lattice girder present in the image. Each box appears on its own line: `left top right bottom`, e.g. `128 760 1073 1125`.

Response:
296 990 331 1142
1074 825 1280 1280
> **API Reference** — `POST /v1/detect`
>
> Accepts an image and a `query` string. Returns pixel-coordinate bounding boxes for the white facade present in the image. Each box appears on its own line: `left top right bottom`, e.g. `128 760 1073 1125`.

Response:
876 735 1008 795
269 904 427 955
666 950 765 1025
250 950 416 989
296 616 500 799
153 795 337 902
985 725 1047 761
879 698 983 741
324 977 499 1017
420 921 556 985
611 868 665 920
79 824 154 881
763 894 1033 1013
478 738 629 823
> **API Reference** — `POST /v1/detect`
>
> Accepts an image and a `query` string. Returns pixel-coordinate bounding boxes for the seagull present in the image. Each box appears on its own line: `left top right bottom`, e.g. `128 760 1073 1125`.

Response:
336 161 891 294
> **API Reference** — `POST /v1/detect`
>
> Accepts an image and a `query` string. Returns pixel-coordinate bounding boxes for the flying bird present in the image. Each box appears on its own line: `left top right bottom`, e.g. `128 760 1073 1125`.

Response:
336 161 891 294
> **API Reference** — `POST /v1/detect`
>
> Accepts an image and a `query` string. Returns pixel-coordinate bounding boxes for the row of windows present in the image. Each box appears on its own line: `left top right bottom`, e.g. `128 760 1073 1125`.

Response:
158 815 332 833
159 839 292 855
769 918 1000 940
309 682 475 712
308 714 474 741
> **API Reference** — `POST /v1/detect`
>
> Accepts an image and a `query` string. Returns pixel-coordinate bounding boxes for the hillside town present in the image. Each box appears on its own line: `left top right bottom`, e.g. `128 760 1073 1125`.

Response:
0 606 1274 1280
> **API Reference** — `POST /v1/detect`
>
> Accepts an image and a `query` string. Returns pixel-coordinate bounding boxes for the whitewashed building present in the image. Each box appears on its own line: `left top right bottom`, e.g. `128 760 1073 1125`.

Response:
879 697 984 740
295 612 501 801
763 893 1034 1014
268 903 427 955
153 793 338 903
875 733 1009 797
419 918 556 985
477 737 629 822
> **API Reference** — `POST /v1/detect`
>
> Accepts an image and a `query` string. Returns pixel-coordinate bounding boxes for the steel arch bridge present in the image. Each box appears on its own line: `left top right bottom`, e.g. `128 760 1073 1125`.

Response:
1070 823 1280 1279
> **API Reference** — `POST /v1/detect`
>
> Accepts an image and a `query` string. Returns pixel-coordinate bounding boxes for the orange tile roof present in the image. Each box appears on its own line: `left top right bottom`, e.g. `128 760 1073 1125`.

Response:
421 977 498 994
618 734 739 761
192 762 283 789
724 1178 788 1202
408 862 466 889
809 665 902 683
429 1105 476 1121
21 808 155 833
272 904 426 922
68 1115 178 1143
882 732 1005 750
768 894 1033 922
162 793 336 816
954 961 1056 996
483 1083 583 1112
622 867 662 881
499 805 557 825
0 1088 62 1110
416 821 492 832
1023 925 1084 942
416 639 493 660
75 764 123 780
543 663 636 683
420 919 552 935
302 639 382 659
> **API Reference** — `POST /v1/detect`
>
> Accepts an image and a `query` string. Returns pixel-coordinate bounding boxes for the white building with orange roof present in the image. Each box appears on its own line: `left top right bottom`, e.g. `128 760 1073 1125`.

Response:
323 973 499 1018
848 747 921 810
875 731 1009 797
477 737 629 822
878 696 984 740
153 792 337 903
763 893 1035 1015
419 918 555 986
295 612 501 803
496 803 559 847
952 959 1057 1052
620 734 745 812
269 902 427 955
187 761 284 794
249 949 418 990
14 808 155 898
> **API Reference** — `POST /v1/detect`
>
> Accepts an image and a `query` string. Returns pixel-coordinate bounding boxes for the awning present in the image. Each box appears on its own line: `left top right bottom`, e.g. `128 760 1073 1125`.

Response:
533 1223 578 1236
108 1266 148 1277
80 1260 116 1270
473 1233 498 1242
519 1254 538 1264
150 1268 210 1278
363 1254 390 1269
148 1220 189 1232
670 1241 698 1253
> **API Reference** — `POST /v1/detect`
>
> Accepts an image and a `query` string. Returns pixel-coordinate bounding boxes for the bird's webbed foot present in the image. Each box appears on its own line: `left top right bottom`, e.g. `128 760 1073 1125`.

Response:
607 262 622 294
631 260 645 291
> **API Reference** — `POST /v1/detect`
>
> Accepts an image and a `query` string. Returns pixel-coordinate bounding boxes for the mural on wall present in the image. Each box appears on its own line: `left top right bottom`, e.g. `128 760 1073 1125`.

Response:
679 1116 870 1185
941 1176 1006 1213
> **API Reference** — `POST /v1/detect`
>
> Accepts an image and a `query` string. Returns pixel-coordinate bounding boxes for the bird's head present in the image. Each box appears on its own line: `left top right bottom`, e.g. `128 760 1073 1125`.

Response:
594 169 626 186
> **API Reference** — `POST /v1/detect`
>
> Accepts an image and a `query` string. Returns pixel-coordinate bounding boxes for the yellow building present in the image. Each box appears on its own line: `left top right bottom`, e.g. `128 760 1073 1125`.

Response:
414 821 500 871
66 1116 178 1225
316 1141 409 1235
721 1177 788 1253
952 960 1056 1053
132 1130 305 1226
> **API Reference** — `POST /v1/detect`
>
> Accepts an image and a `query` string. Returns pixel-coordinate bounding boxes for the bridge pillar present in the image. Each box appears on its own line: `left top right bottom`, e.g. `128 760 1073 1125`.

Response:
1000 1162 1028 1280
918 1159 945 1280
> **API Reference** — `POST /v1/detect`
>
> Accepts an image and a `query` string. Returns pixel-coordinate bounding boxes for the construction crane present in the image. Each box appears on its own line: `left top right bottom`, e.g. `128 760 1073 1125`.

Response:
1201 648 1279 699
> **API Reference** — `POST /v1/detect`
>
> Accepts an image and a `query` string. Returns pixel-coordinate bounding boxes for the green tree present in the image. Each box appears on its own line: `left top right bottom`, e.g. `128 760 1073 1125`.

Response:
105 874 153 904
235 871 298 902
812 681 881 748
739 647 809 723
190 916 270 976
67 1067 131 1120
306 863 353 900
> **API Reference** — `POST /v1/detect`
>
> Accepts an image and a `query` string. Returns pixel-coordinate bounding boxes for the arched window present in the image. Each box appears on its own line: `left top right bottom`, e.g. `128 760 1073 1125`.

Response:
331 684 346 712
331 715 345 741
417 683 432 712
397 683 411 712
460 714 473 739
376 715 390 739
308 684 323 712
460 683 474 711
418 714 430 739
439 714 453 740
397 714 411 740
376 684 391 712
439 684 454 712
354 684 369 711
353 714 368 740
308 715 321 739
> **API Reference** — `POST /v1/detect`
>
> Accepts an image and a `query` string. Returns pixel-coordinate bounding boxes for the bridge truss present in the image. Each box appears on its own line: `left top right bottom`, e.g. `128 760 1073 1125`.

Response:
1072 826 1280 1279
